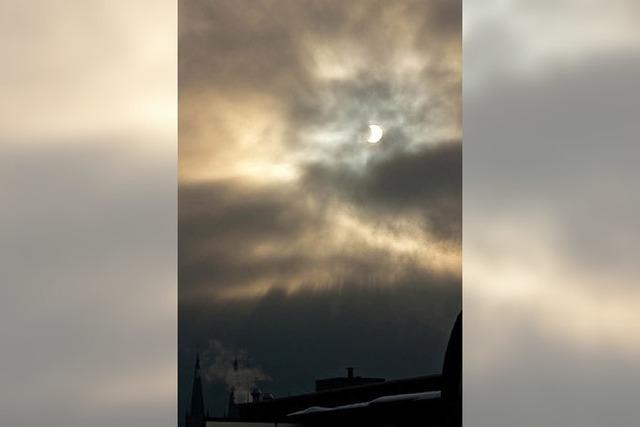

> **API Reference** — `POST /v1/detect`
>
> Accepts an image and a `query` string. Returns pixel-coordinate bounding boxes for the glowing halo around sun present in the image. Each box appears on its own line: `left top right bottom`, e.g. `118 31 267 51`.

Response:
367 124 383 143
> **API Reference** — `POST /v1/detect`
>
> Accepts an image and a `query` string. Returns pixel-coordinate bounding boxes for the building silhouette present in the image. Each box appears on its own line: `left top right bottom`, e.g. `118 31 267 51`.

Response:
186 312 462 427
315 366 385 392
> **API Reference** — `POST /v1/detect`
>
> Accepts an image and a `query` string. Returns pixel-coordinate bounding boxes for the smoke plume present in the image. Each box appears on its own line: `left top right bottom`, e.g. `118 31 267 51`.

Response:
203 341 270 403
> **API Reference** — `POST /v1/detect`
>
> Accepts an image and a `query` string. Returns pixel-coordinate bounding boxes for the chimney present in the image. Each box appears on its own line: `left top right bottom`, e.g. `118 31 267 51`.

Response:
251 387 262 402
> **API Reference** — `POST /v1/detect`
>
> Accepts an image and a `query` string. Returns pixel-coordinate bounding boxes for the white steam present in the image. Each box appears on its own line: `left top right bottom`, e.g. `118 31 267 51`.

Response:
203 341 270 403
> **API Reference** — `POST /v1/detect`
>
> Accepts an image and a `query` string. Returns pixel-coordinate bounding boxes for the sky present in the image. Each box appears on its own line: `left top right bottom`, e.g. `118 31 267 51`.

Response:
179 0 461 418
464 0 640 425
2 1 639 427
0 1 176 426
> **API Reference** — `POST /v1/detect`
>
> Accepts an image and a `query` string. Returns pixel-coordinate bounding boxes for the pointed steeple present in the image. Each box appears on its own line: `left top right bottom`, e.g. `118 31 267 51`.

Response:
188 353 205 419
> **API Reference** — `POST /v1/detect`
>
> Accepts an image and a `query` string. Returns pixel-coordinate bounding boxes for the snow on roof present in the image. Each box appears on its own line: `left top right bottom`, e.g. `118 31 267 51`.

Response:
287 390 441 417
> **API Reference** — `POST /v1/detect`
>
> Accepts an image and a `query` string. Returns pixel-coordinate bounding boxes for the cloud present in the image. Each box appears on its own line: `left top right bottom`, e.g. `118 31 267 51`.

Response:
179 161 460 300
464 1 640 425
178 0 462 298
179 0 461 183
302 141 462 241
0 139 176 427
179 0 462 420
465 55 640 292
0 2 176 426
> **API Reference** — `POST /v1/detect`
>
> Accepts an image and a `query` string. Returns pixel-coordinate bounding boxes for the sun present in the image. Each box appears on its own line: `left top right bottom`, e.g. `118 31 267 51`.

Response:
367 124 383 143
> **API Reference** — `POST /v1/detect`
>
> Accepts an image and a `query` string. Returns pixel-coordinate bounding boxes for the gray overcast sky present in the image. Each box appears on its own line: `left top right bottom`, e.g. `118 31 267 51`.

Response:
464 0 640 426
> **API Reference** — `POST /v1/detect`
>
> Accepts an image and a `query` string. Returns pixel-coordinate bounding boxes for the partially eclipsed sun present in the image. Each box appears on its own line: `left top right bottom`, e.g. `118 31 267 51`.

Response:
367 124 383 143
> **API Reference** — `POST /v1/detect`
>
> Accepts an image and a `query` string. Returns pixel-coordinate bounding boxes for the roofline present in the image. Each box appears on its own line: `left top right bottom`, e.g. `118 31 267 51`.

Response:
236 374 442 407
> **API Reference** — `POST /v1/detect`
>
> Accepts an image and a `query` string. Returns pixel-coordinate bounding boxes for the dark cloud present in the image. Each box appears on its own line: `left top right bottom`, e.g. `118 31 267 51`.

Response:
180 277 461 416
179 183 458 302
179 142 461 298
180 180 319 251
179 179 326 296
303 141 462 241
179 0 460 91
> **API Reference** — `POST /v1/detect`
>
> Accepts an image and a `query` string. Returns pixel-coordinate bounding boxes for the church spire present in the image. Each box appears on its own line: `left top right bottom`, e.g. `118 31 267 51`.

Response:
188 353 206 421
